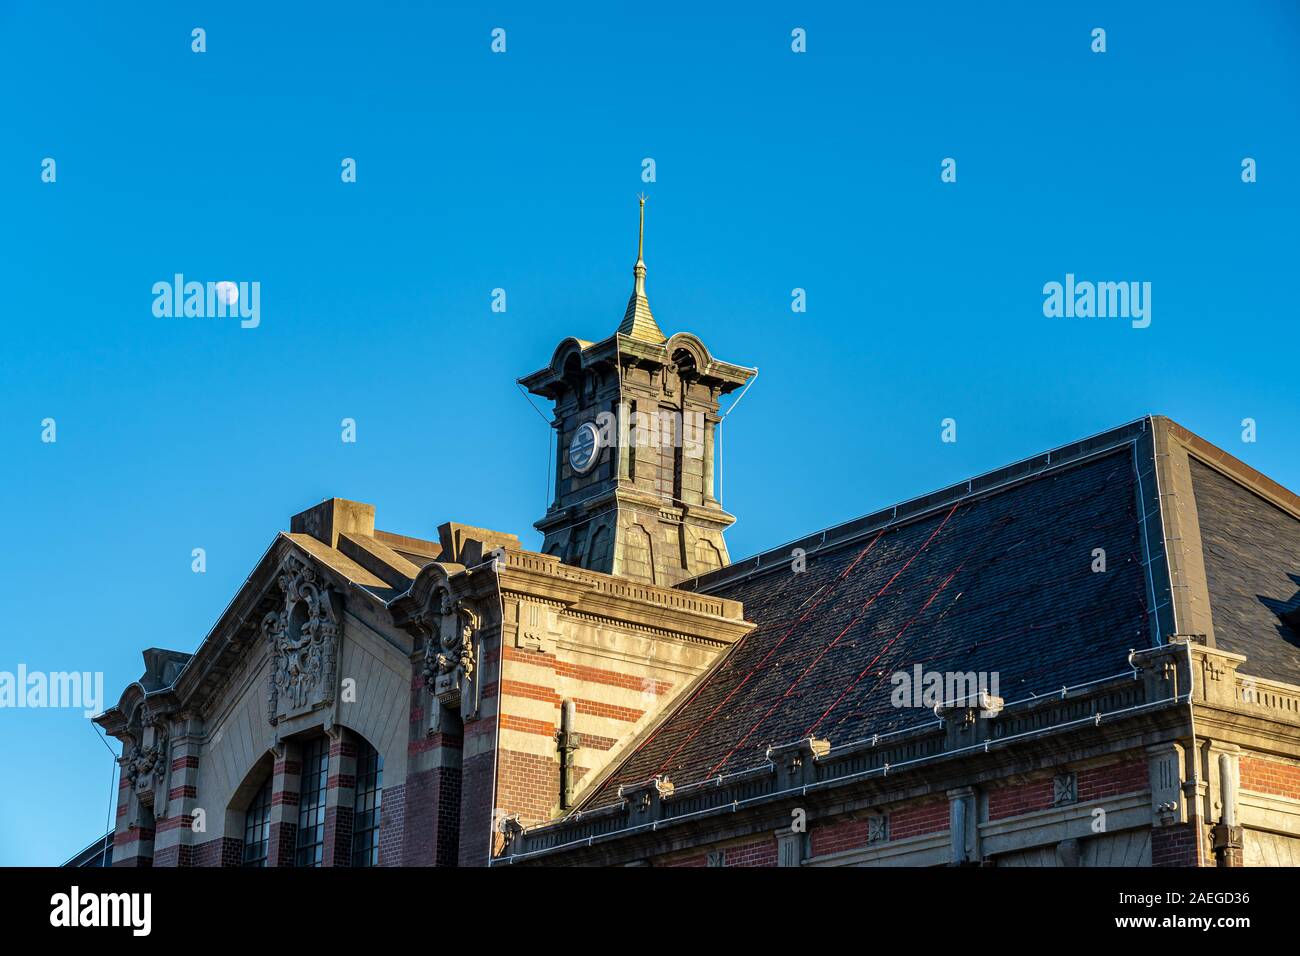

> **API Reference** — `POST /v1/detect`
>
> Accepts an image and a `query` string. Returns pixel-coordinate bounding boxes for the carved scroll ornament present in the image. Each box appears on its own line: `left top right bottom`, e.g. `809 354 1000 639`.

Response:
263 554 341 725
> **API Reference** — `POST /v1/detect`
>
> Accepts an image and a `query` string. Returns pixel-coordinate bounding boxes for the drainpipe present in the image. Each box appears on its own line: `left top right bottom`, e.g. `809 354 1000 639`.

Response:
1212 753 1243 867
558 699 582 809
1182 639 1204 867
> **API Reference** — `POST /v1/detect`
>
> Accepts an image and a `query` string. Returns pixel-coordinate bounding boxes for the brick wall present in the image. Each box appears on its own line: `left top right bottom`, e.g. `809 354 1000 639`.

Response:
722 837 777 867
988 780 1054 821
400 767 463 866
1151 824 1202 867
496 749 560 826
267 821 297 867
805 798 949 859
457 748 497 867
486 616 717 860
891 800 950 840
1240 756 1300 799
153 844 195 867
323 806 355 866
656 839 777 867
381 782 406 866
985 758 1149 821
193 837 243 867
1077 757 1148 801
810 817 871 857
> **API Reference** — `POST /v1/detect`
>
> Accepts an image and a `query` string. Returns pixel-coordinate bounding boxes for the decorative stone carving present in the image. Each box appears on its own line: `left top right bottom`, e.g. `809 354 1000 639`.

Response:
775 830 802 867
1147 742 1186 827
121 709 169 809
618 775 674 822
421 593 479 719
1053 772 1077 806
122 738 165 797
262 554 341 725
500 814 525 851
517 600 560 653
766 737 831 787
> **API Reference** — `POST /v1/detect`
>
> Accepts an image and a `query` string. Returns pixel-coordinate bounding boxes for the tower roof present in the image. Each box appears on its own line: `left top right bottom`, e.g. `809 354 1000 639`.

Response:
616 196 667 343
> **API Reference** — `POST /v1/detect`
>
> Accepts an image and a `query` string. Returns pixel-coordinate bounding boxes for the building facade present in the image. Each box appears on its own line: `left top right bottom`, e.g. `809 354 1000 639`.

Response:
92 214 1300 868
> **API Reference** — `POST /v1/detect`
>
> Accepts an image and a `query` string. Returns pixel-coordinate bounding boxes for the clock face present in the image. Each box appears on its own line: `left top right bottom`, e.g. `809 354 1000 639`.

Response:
568 422 600 474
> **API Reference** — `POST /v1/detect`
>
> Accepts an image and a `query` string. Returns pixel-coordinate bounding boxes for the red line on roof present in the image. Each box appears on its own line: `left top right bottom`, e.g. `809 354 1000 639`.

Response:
645 531 887 779
810 562 968 736
705 503 962 776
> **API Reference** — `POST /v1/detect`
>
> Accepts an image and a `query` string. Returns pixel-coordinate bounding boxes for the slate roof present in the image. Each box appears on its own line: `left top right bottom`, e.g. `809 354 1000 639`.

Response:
1191 458 1300 683
585 439 1154 806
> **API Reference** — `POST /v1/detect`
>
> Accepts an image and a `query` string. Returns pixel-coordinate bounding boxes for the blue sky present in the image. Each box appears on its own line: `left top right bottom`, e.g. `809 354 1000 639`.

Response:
1 1 1297 865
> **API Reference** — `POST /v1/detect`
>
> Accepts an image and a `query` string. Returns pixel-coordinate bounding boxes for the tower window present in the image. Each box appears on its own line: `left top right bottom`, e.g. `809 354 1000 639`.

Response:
657 407 678 500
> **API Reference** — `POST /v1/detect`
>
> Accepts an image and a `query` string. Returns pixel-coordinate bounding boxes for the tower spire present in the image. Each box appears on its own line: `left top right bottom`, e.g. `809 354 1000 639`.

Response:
618 194 666 342
635 193 646 289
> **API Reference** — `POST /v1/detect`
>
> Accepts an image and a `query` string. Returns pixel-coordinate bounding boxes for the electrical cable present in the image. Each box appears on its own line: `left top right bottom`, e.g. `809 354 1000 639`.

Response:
92 722 119 866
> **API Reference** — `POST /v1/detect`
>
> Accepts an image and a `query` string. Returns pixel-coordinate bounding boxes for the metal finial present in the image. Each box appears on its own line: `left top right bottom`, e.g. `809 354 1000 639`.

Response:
636 193 646 264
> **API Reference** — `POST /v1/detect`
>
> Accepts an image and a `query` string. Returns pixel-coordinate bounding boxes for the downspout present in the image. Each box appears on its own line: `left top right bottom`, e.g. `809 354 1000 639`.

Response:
1213 752 1242 867
558 700 581 809
1183 638 1204 867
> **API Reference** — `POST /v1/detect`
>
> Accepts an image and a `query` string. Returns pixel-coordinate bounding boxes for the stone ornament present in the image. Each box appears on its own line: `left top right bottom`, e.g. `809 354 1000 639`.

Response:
122 738 166 796
263 554 341 725
121 708 170 810
422 592 479 719
1053 771 1077 806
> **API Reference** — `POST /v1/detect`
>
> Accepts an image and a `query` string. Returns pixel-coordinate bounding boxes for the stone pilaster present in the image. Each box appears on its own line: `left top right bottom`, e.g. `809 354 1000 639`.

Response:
152 713 203 867
266 743 302 867
322 731 357 866
405 667 463 866
947 786 980 865
111 773 154 868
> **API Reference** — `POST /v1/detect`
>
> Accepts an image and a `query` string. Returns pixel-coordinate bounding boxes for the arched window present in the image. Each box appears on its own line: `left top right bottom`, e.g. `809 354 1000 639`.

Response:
351 741 384 867
242 777 272 867
295 737 329 867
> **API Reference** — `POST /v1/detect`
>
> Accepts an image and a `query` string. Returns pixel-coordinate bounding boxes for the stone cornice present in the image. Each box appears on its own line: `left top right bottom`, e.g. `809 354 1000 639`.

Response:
390 548 751 647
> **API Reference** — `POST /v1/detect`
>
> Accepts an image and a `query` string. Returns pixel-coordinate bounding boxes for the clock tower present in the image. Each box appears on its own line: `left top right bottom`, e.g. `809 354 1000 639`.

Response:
518 199 755 587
